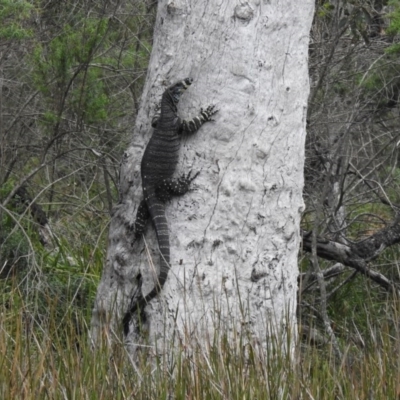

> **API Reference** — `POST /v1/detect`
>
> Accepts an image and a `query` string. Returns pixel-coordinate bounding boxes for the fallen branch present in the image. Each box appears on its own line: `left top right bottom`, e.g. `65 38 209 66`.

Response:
301 224 400 295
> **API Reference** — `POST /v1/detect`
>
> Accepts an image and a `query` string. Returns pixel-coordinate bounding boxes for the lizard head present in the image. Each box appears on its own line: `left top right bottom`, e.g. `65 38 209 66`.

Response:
168 78 193 103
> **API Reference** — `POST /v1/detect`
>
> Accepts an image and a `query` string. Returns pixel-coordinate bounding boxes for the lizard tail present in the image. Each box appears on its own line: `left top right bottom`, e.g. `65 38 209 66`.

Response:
123 200 170 335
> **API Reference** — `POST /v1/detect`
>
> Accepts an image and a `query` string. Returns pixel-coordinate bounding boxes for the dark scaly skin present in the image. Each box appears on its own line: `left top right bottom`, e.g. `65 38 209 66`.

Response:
123 78 217 335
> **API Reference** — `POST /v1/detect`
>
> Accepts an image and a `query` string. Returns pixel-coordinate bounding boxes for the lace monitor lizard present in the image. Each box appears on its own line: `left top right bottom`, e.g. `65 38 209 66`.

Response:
123 78 217 335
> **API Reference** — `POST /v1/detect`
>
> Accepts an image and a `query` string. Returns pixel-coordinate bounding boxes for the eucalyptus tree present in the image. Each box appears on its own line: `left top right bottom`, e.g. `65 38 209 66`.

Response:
91 0 315 355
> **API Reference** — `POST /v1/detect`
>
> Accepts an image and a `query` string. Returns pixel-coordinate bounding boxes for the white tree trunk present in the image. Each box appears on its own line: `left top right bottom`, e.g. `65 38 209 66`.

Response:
90 0 314 354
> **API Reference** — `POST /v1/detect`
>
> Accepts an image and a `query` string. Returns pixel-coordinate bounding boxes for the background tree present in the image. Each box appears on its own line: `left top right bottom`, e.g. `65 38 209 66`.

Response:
90 0 315 354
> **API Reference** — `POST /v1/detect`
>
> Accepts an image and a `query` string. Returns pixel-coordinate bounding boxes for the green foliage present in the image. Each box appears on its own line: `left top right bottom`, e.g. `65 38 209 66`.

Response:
357 68 381 90
385 42 400 54
387 0 400 36
384 1 400 54
358 56 400 110
0 0 32 40
70 67 109 124
317 1 335 19
347 2 400 108
380 166 400 203
41 110 58 125
8 0 154 238
0 4 153 392
32 17 112 125
32 9 151 128
0 231 103 347
327 274 390 345
346 202 391 240
332 81 349 96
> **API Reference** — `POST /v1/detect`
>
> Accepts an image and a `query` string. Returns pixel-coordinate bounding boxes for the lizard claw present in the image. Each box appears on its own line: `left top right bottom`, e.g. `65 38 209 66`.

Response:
186 170 200 184
201 105 219 122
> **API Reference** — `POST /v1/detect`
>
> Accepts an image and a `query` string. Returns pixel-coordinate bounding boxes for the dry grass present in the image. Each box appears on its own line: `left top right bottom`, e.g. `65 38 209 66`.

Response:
1 280 400 400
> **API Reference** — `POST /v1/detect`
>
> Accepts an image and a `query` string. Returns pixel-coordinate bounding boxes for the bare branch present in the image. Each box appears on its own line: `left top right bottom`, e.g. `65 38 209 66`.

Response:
301 227 400 295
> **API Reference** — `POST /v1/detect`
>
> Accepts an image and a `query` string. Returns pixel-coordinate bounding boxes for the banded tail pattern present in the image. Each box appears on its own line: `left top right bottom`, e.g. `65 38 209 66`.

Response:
181 105 217 134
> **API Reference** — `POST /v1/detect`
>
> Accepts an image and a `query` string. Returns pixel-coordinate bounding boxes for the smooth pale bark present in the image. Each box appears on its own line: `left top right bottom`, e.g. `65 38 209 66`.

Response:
90 0 314 353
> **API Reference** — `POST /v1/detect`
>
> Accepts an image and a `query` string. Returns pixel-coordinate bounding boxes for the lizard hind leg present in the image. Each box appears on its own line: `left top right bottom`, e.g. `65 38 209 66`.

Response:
175 170 200 195
156 171 200 200
134 199 150 238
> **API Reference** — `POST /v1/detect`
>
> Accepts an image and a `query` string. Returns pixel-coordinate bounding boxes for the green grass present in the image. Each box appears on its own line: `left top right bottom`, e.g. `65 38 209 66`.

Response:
1 277 400 399
1 218 400 399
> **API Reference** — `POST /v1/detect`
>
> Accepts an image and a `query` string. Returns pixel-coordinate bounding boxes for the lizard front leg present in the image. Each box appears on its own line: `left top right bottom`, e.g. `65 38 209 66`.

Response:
181 105 218 134
151 101 162 128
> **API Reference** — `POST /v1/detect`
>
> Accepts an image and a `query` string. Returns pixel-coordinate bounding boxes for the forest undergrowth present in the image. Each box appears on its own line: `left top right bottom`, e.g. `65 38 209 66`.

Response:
3 0 400 398
1 249 400 399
